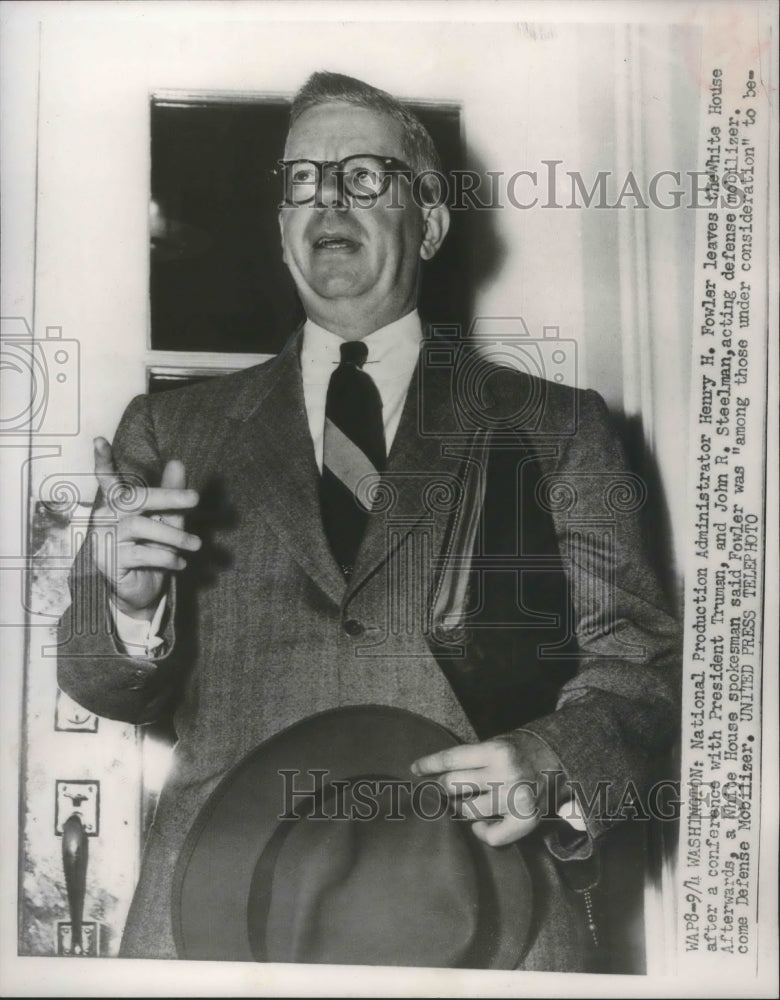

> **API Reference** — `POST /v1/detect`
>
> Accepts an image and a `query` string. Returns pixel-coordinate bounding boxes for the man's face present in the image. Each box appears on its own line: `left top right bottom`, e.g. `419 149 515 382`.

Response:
278 102 447 337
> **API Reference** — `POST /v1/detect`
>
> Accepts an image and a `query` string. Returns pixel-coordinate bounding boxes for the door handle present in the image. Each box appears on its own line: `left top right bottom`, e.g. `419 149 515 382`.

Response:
61 813 88 955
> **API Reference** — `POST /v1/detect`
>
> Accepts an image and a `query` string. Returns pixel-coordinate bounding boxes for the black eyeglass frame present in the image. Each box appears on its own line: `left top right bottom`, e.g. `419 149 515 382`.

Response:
273 153 414 208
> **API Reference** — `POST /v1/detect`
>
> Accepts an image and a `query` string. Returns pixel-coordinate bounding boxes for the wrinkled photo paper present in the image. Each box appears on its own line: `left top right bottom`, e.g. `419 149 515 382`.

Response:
0 1 776 997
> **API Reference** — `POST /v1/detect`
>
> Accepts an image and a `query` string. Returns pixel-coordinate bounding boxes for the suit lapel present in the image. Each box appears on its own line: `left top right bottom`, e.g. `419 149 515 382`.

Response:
224 332 346 604
221 330 473 605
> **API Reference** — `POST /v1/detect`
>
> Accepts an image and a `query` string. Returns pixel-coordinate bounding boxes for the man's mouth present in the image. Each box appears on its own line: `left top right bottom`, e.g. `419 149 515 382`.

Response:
312 235 360 251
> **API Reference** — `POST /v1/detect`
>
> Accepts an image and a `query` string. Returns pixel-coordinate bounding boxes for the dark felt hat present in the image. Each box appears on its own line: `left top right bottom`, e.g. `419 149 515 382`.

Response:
172 705 532 968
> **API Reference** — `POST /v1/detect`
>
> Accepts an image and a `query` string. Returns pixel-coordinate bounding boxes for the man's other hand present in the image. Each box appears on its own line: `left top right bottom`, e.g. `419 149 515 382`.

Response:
411 732 565 846
90 437 201 619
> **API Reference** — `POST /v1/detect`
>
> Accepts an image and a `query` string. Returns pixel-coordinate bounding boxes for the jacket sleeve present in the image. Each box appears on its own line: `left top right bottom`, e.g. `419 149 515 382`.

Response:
56 394 187 725
519 389 681 845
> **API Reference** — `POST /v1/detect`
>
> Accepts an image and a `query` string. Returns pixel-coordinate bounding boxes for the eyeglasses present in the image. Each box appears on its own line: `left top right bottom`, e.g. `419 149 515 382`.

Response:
274 154 413 207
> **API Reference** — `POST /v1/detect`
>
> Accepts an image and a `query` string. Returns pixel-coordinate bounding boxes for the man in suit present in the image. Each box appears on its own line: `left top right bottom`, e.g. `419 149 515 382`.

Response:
58 71 680 971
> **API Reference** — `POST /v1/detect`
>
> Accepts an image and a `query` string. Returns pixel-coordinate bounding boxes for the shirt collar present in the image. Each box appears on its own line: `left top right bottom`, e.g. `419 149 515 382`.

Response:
301 310 423 384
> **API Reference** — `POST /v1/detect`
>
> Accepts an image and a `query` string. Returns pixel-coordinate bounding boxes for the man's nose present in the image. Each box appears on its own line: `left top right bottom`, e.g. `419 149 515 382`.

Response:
317 165 349 210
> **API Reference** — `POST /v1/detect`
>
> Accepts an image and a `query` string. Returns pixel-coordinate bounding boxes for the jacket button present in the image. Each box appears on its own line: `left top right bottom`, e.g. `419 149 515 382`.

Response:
343 618 364 637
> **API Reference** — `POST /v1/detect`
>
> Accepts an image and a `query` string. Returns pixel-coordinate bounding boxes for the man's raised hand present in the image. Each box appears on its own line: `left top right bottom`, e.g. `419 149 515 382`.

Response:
90 437 201 619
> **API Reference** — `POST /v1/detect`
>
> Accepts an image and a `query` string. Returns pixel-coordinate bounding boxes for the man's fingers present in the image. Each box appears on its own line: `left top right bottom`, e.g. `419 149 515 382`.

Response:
439 769 498 797
471 814 540 847
93 436 119 499
410 743 492 776
132 486 199 514
159 460 188 530
121 543 187 572
95 486 197 520
117 514 201 552
93 443 197 523
456 783 539 822
161 459 186 492
455 789 503 821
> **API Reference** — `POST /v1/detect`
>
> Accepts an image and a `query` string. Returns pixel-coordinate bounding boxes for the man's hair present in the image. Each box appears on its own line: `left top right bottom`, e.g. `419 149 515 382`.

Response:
289 71 442 177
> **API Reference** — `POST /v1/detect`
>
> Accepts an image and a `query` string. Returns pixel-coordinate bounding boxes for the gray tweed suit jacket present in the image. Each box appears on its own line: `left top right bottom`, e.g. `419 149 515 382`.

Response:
58 329 681 971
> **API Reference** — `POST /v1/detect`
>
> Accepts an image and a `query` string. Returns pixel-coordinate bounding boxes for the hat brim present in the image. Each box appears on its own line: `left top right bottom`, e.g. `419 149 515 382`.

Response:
172 705 532 968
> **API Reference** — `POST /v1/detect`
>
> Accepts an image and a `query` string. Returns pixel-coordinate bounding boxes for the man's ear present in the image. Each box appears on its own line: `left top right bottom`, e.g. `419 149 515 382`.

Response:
419 203 450 261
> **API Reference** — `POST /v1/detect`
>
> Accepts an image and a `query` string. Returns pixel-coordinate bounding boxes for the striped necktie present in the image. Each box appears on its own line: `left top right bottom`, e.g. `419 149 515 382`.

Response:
320 340 387 577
